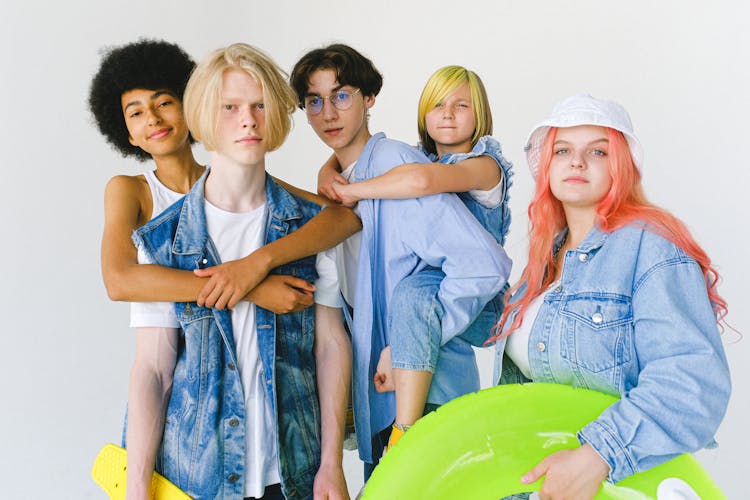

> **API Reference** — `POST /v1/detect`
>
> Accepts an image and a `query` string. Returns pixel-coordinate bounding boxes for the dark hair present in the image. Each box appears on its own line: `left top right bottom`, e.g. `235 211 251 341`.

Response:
88 39 195 161
290 43 383 108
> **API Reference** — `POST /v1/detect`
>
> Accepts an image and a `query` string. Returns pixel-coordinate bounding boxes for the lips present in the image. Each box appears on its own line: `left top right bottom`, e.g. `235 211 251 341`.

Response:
236 136 262 144
148 128 171 140
564 176 588 183
324 127 343 136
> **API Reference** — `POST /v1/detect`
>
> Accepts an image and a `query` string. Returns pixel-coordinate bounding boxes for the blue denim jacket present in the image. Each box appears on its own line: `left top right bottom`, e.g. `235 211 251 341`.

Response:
495 224 731 483
351 133 513 462
131 170 322 500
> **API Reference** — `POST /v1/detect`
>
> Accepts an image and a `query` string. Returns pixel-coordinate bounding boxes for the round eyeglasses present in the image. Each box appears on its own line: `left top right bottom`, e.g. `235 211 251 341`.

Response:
303 89 361 115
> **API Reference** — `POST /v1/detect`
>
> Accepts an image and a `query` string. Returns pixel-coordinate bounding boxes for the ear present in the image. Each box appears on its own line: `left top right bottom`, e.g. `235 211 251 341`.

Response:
364 94 376 109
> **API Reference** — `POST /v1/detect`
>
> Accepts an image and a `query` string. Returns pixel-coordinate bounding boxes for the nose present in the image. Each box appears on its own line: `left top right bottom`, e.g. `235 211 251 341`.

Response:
241 106 257 129
321 98 338 120
570 151 585 168
146 107 162 126
442 105 454 119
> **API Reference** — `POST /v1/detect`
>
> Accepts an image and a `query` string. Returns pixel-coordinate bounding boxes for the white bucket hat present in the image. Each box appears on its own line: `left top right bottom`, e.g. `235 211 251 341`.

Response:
524 93 644 178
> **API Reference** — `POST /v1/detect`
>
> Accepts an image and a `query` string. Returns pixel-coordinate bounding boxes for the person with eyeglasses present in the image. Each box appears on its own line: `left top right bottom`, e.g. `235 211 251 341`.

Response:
313 65 514 451
290 44 512 479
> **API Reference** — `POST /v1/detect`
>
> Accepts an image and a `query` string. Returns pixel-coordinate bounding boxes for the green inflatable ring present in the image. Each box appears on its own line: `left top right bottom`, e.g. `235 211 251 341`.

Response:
363 383 725 499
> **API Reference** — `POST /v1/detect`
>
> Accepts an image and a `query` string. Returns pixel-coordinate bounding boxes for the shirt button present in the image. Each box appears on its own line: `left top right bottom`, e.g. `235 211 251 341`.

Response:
228 362 236 370
592 312 604 324
554 286 562 293
228 473 239 483
229 418 239 427
536 342 546 352
578 253 589 262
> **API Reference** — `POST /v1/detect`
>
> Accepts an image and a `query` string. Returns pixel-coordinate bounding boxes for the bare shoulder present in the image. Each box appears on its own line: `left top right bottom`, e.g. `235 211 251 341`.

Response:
104 173 152 225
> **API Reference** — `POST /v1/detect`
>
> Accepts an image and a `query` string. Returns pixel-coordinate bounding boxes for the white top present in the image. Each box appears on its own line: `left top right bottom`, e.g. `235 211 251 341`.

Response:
468 177 504 209
505 281 559 379
129 170 183 327
335 161 361 307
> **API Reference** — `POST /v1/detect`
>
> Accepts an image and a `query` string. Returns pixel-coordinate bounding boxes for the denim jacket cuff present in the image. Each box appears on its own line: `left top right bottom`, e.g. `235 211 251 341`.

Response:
578 419 637 483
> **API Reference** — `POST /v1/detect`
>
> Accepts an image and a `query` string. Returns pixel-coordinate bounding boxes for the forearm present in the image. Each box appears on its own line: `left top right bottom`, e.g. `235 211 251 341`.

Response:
315 306 352 467
341 164 432 201
104 261 204 302
252 204 361 271
126 329 176 498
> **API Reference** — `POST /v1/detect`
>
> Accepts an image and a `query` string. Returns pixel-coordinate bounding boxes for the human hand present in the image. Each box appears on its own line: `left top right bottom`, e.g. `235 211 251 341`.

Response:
194 254 270 309
331 182 360 208
521 444 610 500
245 275 316 314
318 162 348 202
313 463 350 500
373 346 394 393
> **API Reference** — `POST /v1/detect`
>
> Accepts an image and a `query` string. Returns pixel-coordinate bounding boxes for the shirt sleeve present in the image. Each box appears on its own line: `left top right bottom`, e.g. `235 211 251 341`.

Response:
577 260 731 482
129 245 180 329
314 248 342 308
396 192 512 343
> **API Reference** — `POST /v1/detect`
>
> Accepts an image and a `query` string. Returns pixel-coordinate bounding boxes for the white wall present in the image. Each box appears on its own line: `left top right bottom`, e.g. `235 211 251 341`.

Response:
1 0 747 497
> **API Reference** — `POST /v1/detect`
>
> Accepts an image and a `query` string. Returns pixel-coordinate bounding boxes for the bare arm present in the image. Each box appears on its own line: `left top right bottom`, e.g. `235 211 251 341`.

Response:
331 156 501 207
102 176 349 312
125 327 179 500
102 175 203 302
195 179 362 309
312 305 351 500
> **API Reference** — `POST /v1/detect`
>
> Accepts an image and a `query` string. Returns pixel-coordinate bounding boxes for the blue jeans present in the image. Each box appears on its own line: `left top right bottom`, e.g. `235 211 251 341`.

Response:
387 268 502 406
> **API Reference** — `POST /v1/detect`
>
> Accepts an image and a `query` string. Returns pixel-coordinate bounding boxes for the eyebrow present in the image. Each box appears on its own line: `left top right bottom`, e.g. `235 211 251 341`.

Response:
123 90 176 111
554 138 609 146
304 83 345 98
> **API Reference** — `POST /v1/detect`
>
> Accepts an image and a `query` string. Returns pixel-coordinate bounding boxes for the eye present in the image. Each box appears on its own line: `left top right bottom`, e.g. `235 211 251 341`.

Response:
433 102 445 109
554 148 569 155
158 100 173 108
591 149 608 157
224 104 236 111
336 91 350 101
256 103 265 110
129 110 142 118
456 103 469 109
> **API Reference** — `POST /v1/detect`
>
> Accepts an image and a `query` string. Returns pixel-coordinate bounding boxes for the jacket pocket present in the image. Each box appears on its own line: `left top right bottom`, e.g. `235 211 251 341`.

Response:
559 293 633 373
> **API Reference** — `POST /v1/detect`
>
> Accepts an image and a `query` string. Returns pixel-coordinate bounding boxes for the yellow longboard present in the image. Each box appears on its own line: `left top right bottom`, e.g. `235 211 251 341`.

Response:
91 444 192 499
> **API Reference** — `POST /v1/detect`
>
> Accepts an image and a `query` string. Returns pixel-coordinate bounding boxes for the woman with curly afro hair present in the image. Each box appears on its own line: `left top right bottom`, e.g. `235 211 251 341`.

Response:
89 39 360 498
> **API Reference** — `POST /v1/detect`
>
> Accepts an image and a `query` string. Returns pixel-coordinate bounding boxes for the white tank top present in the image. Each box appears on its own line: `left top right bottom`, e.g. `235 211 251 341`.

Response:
129 170 185 328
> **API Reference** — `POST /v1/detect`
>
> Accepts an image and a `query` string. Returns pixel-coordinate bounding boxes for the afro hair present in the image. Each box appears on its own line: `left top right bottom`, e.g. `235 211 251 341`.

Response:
88 39 195 161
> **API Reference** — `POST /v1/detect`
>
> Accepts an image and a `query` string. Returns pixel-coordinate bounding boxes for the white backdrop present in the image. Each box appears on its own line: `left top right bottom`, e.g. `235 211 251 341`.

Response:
1 1 747 498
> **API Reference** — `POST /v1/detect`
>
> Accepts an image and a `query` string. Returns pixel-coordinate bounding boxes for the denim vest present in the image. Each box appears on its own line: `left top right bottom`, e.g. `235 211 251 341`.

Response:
495 224 731 483
132 170 322 500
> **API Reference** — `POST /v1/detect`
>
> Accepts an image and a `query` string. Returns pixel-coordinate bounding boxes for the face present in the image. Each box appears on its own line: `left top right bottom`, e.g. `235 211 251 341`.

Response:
304 69 374 165
214 69 267 169
121 89 190 158
548 125 613 211
425 83 476 156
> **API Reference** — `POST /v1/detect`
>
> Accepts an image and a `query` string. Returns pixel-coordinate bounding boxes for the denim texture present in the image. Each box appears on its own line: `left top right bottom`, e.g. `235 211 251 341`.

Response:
347 132 512 463
131 170 323 500
494 224 731 483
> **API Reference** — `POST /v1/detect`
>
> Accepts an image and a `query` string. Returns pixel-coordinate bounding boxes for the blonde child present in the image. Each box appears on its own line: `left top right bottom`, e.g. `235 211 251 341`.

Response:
318 65 513 448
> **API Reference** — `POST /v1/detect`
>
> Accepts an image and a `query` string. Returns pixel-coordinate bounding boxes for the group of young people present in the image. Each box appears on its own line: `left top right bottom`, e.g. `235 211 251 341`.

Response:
89 39 731 500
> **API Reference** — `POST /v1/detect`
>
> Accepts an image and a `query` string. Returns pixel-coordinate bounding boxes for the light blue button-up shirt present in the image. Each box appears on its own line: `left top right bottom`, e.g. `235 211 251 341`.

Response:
496 223 731 482
349 133 512 462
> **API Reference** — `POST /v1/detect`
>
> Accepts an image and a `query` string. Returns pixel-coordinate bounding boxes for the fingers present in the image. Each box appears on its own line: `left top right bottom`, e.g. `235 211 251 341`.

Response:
521 458 548 485
193 267 215 277
282 275 317 293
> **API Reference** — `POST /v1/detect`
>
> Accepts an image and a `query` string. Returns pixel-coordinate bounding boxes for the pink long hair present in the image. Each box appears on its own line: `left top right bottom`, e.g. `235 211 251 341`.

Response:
490 127 727 341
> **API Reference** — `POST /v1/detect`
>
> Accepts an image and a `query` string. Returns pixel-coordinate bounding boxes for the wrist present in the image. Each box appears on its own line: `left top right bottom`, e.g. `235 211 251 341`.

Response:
248 246 275 271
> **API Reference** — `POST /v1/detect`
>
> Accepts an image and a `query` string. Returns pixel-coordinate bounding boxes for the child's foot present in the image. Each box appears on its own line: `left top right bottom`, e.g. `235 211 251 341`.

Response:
385 423 410 452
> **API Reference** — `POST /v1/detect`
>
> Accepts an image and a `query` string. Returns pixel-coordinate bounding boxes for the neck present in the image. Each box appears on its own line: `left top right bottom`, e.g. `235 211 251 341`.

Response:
151 145 204 194
562 205 597 249
334 128 371 168
204 153 266 212
435 143 471 158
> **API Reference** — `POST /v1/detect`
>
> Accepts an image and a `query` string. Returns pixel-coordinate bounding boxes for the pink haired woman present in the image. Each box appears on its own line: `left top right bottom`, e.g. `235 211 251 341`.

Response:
492 94 731 499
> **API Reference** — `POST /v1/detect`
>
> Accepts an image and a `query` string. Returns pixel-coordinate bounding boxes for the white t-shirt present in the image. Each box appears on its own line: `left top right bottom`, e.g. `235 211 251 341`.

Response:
130 184 339 497
336 162 361 307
